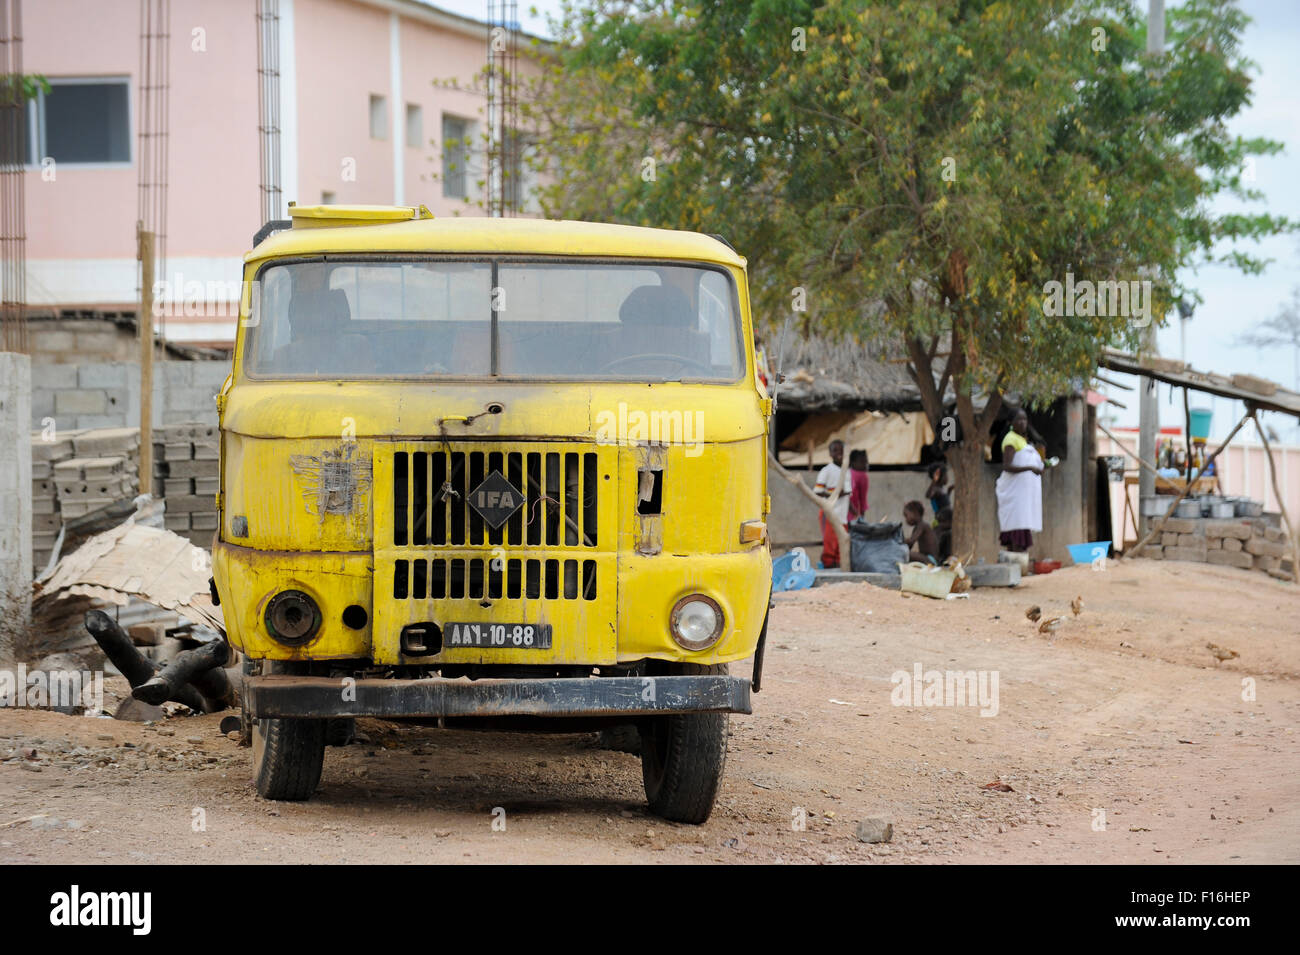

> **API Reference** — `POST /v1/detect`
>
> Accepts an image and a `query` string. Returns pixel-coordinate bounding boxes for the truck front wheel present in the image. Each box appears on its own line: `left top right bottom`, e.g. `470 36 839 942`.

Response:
639 663 729 824
253 716 326 800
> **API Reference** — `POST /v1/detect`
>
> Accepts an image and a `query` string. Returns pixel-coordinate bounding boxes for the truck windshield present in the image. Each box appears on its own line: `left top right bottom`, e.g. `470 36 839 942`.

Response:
243 258 744 382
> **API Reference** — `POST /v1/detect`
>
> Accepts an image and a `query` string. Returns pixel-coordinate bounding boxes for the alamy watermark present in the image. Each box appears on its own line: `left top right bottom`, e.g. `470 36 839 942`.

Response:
594 402 704 457
890 662 999 717
0 666 104 713
1042 272 1152 327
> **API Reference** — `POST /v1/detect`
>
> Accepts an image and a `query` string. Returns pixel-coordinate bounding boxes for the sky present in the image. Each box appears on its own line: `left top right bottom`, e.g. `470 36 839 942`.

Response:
431 0 1300 440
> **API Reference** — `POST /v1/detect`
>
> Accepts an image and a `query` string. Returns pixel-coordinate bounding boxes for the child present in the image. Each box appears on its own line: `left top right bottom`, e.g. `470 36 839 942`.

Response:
935 506 953 562
903 499 939 563
926 464 951 516
847 449 870 522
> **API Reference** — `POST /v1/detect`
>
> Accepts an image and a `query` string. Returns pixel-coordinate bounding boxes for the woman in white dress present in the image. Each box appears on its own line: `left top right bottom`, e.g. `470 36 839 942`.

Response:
995 410 1044 553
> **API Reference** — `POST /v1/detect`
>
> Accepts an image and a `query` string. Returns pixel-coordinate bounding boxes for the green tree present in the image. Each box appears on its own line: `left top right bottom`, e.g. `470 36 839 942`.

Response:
526 0 1292 557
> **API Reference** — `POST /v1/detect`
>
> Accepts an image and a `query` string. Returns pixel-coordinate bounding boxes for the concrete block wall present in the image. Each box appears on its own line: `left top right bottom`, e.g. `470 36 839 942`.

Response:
1139 517 1294 580
30 360 228 431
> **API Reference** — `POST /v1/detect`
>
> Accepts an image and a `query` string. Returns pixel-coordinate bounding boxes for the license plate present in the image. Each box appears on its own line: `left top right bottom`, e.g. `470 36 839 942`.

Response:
445 622 552 649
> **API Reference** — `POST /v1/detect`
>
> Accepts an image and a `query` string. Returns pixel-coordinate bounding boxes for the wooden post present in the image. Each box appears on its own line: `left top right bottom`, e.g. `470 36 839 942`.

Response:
1251 412 1299 584
138 225 154 497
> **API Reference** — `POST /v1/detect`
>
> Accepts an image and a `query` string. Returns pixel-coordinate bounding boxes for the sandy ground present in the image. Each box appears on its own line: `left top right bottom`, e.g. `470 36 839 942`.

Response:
2 558 1297 865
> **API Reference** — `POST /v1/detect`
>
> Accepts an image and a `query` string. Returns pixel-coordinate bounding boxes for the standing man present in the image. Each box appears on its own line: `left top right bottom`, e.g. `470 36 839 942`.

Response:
815 439 852 568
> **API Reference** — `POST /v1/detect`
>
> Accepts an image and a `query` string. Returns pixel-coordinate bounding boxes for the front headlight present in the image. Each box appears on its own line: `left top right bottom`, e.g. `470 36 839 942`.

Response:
265 589 322 646
670 594 724 651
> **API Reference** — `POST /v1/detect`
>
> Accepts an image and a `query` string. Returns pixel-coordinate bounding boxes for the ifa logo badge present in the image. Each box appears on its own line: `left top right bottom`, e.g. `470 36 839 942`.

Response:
467 471 523 529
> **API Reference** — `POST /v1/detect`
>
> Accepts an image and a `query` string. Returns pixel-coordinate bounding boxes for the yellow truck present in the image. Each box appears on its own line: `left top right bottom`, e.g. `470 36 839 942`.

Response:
212 205 772 822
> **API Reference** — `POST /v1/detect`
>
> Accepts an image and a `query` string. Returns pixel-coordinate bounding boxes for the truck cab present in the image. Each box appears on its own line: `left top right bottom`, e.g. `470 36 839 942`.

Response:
212 205 772 822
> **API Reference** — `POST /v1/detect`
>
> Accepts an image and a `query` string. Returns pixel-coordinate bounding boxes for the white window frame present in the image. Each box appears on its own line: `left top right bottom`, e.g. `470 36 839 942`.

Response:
369 93 388 140
440 112 476 200
25 75 134 170
405 103 423 149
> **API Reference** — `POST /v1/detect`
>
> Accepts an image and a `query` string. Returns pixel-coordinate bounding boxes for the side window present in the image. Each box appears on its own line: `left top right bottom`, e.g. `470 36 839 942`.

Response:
698 270 738 372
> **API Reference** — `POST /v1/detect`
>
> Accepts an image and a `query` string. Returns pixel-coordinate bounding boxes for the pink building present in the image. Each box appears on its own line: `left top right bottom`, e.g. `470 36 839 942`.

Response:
20 0 536 345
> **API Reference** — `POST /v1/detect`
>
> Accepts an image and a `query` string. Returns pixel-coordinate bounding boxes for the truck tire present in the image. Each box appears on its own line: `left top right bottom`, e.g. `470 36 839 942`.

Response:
253 716 326 800
325 717 356 747
639 663 729 824
597 723 641 755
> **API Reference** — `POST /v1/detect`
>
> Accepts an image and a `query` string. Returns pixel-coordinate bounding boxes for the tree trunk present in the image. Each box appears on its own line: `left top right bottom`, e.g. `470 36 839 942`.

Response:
948 435 985 561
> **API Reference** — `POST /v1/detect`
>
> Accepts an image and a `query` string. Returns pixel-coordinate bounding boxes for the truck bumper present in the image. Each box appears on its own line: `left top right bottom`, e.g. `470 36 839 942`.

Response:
244 674 752 720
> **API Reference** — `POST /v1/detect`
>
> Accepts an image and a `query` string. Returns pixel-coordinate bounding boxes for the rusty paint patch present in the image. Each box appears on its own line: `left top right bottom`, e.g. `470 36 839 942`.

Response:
290 444 371 521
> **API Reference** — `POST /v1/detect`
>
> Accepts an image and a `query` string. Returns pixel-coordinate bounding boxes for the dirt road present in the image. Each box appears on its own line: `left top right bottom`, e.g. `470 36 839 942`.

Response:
2 559 1297 864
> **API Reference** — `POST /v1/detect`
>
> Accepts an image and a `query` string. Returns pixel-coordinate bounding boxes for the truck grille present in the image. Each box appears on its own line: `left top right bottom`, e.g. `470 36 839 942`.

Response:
392 448 600 548
393 556 597 601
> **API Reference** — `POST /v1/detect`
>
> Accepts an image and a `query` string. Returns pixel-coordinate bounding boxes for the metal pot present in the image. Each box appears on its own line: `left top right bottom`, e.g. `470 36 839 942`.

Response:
1207 501 1236 519
1174 499 1203 519
1141 495 1171 517
1235 499 1264 518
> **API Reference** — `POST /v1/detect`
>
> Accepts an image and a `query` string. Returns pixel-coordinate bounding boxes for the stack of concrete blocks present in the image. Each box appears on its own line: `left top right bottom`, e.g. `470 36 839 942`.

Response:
30 431 76 570
1144 517 1294 581
158 422 220 548
56 428 141 519
29 427 144 569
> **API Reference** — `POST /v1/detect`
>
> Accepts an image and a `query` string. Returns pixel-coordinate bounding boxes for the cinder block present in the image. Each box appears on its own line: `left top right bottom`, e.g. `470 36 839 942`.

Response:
58 499 115 518
1245 537 1287 558
1204 520 1251 540
55 390 107 415
1222 537 1243 552
1143 546 1163 559
1161 518 1204 535
1161 533 1180 547
77 363 129 389
1165 545 1207 563
1253 554 1280 572
158 362 193 387
163 511 191 531
73 427 139 456
165 441 193 460
1206 537 1221 549
163 477 193 496
37 363 79 389
166 494 212 514
1206 550 1252 569
1177 533 1203 547
193 476 220 495
192 442 219 461
189 512 218 531
29 434 74 461
1264 526 1287 543
167 459 218 479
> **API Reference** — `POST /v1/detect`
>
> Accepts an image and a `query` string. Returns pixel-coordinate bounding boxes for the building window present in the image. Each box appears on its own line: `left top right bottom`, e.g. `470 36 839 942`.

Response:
405 103 423 148
441 114 471 199
25 78 131 165
369 94 388 140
